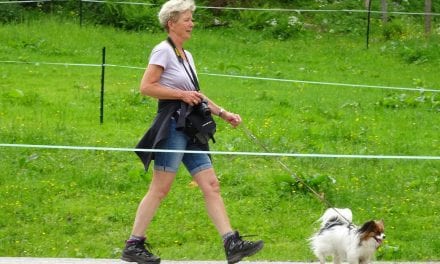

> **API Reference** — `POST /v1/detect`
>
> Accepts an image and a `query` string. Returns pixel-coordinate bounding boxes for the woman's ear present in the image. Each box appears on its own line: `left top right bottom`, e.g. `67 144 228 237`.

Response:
167 19 174 30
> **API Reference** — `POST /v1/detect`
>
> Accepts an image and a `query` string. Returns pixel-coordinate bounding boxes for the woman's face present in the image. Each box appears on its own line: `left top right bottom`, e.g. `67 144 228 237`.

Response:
169 10 194 41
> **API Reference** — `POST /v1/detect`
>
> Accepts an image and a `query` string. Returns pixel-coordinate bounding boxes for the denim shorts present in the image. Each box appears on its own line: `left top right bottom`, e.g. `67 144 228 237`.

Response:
154 118 212 176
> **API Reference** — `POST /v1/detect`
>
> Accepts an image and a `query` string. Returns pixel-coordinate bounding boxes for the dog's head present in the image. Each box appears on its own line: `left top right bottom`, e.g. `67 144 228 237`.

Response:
358 220 385 248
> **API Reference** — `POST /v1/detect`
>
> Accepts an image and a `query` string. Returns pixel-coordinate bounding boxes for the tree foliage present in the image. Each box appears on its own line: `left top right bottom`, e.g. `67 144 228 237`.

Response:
0 0 439 39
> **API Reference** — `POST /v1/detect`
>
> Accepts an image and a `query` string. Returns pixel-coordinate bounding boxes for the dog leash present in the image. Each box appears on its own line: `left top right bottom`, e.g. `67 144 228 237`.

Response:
241 124 353 224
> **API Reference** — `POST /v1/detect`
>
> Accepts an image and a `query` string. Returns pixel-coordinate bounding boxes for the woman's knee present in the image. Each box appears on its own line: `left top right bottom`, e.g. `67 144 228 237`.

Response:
209 178 221 193
201 177 221 196
148 184 172 200
148 171 175 200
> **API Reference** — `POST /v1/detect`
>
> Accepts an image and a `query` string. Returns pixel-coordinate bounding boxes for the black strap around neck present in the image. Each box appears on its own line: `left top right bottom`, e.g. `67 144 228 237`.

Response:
167 37 200 91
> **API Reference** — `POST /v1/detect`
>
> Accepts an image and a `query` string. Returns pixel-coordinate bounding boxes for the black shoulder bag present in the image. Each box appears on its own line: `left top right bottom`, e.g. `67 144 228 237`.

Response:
167 37 216 144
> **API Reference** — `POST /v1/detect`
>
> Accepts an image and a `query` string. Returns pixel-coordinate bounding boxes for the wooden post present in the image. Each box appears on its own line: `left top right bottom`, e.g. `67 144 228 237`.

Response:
425 0 432 36
366 0 373 49
364 0 370 9
381 0 388 24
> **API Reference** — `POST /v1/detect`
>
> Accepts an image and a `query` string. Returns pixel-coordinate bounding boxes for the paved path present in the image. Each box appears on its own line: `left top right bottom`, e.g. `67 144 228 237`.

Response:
0 258 439 264
0 259 296 264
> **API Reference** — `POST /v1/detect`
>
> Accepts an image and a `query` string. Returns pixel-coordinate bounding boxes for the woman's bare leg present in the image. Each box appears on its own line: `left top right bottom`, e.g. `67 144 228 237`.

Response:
131 170 177 236
193 168 233 236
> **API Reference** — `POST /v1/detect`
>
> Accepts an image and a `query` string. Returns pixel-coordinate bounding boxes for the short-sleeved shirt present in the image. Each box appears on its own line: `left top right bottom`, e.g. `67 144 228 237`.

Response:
149 40 197 91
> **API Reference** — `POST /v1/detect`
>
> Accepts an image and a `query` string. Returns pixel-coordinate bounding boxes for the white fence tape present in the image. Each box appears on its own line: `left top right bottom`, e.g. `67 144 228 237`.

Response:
0 143 439 161
1 60 438 93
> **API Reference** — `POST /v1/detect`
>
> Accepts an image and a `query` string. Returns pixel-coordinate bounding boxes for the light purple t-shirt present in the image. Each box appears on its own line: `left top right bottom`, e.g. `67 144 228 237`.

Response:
149 40 197 91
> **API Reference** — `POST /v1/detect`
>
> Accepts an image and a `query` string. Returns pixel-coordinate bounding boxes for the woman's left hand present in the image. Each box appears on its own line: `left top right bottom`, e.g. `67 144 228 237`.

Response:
221 111 242 128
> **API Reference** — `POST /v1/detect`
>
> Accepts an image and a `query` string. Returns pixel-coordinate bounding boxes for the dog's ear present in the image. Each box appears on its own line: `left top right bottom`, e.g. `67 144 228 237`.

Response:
359 220 376 233
358 220 379 241
375 219 385 232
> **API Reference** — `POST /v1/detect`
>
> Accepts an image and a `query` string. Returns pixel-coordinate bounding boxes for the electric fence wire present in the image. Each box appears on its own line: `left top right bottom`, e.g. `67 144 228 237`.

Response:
1 60 439 93
0 0 439 16
1 143 439 161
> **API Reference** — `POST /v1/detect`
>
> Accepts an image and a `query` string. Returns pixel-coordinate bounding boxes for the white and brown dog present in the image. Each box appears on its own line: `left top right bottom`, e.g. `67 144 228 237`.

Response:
310 208 385 264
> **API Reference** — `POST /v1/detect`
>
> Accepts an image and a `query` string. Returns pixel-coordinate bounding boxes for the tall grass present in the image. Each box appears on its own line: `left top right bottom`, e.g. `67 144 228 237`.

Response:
0 17 439 261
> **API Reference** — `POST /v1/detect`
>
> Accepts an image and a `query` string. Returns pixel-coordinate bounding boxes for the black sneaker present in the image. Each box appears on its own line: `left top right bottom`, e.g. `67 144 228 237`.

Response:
121 239 161 264
224 231 264 264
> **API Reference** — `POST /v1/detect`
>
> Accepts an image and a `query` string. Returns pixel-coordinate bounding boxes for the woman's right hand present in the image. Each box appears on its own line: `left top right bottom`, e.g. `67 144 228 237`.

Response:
180 90 204 106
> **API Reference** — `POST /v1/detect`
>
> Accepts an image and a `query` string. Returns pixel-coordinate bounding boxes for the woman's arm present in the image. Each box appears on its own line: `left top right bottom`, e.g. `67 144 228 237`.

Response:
205 97 242 128
141 63 241 127
140 64 203 106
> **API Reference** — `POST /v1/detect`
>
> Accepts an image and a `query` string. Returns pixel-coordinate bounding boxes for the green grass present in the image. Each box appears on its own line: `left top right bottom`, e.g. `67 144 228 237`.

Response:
1 17 439 261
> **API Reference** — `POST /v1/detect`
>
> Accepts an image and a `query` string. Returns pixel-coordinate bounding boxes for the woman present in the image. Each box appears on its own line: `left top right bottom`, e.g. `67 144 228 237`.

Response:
121 1 263 264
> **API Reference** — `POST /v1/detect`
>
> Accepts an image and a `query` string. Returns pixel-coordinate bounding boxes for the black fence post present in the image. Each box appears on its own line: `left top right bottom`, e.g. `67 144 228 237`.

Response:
50 0 53 15
79 0 83 27
366 0 373 49
100 47 106 124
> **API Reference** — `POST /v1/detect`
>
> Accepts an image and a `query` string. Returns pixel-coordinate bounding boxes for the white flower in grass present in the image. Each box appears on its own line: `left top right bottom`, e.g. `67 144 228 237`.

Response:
267 18 277 26
288 15 300 26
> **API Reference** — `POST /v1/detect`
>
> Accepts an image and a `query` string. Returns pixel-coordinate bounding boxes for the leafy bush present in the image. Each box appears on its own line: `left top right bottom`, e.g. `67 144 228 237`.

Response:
305 1 367 35
1 0 439 40
0 3 24 23
0 2 49 23
377 92 440 111
380 35 440 65
235 9 304 40
79 1 162 31
382 19 405 40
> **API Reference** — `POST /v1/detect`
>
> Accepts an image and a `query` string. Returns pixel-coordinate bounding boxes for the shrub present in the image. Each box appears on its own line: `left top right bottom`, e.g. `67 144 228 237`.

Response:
0 3 23 23
382 19 405 40
79 1 161 32
236 9 304 40
376 92 440 111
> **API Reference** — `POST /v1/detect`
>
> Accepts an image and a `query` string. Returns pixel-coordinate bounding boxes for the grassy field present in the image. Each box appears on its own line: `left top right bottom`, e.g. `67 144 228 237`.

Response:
0 17 439 261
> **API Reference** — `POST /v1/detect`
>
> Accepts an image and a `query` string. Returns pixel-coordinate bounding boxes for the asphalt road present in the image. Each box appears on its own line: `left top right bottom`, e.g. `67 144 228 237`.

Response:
0 258 439 264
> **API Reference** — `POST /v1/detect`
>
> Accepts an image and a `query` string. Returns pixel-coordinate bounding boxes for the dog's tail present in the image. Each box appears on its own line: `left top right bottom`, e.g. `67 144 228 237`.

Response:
319 208 352 227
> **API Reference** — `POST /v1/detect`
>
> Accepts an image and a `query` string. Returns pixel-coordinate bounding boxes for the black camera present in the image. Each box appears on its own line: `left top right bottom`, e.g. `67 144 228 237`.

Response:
194 99 211 116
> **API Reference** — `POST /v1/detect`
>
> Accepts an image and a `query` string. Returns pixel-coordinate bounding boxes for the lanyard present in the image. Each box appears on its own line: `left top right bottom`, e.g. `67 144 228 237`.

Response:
167 37 200 91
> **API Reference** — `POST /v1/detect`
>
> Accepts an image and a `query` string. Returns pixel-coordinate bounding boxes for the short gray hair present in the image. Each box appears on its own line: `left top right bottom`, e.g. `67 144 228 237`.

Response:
158 0 196 30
